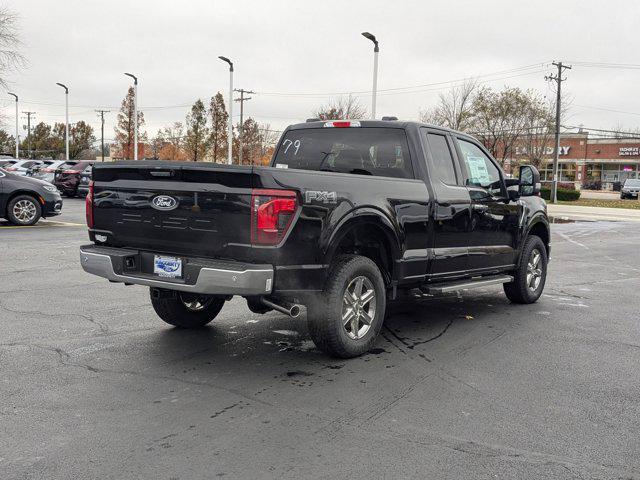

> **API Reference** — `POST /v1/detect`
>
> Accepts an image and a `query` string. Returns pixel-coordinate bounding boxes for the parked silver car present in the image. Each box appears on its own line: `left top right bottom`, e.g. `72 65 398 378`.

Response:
2 160 43 176
620 179 640 199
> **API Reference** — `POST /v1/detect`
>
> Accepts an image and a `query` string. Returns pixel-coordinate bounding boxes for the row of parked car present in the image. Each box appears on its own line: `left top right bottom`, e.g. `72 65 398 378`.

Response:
0 158 94 197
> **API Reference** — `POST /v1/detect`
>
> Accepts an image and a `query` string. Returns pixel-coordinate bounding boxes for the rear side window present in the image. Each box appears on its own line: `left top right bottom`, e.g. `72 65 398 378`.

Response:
272 127 413 179
426 133 457 185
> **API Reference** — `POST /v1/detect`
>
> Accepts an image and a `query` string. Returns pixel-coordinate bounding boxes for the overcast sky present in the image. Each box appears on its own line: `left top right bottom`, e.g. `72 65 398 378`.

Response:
3 0 639 144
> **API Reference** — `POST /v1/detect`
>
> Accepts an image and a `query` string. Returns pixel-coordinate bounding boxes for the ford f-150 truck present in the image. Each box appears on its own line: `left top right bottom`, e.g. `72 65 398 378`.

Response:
80 119 549 358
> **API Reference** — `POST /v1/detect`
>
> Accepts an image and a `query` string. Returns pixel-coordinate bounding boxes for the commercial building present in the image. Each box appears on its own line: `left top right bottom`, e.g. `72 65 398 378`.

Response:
508 132 640 189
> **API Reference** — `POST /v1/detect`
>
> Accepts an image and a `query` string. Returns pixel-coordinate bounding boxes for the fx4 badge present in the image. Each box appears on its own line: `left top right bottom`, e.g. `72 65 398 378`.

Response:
305 190 337 204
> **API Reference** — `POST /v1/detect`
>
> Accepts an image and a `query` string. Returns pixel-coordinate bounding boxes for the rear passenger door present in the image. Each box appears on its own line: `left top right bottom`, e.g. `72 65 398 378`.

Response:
422 129 472 277
453 137 520 271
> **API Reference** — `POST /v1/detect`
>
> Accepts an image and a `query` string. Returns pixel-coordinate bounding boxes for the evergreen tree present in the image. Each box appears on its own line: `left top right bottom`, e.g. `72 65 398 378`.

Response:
114 86 146 159
184 99 209 161
0 129 15 155
208 92 228 163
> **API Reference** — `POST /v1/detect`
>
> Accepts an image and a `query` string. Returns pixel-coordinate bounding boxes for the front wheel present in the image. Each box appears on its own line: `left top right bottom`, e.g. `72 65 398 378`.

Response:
504 235 548 304
7 195 42 226
307 255 386 358
150 289 226 328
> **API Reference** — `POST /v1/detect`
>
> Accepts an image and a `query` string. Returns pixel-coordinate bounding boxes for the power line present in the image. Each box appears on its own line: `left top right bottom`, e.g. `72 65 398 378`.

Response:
573 104 640 117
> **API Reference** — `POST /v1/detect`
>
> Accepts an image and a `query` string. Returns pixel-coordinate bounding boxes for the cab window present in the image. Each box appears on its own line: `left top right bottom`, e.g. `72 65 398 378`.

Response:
456 139 502 196
426 132 458 185
273 128 414 179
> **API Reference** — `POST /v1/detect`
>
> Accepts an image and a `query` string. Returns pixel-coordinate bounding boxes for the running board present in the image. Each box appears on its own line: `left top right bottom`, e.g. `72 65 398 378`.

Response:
421 275 513 294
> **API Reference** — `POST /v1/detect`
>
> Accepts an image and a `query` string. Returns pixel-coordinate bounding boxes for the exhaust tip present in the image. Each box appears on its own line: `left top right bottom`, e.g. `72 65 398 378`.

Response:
289 305 301 318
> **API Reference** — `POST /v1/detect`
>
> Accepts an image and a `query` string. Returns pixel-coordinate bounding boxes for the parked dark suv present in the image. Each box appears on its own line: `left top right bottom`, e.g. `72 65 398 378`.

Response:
1 168 63 225
54 161 94 197
76 163 94 197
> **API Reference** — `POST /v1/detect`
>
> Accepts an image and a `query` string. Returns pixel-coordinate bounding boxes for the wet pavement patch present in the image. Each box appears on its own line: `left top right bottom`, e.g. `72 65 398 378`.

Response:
285 370 313 377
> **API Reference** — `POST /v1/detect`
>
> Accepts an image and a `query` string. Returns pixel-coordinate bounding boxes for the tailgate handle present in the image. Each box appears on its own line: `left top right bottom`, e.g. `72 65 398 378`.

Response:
149 170 175 177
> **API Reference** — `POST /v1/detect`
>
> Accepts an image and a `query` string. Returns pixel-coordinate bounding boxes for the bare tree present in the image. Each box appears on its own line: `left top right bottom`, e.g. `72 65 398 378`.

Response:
158 122 185 161
0 7 25 89
471 86 533 165
420 79 478 131
314 94 367 120
518 95 556 169
257 123 280 165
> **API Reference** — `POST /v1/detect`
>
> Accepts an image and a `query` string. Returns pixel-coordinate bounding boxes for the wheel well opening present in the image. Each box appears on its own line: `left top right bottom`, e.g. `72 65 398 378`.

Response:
6 191 39 213
333 223 394 286
529 223 550 254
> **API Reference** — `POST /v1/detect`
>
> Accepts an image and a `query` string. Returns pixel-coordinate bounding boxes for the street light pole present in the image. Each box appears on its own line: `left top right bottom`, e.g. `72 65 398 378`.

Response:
219 56 234 165
55 83 69 160
361 32 379 119
8 93 18 159
124 73 138 160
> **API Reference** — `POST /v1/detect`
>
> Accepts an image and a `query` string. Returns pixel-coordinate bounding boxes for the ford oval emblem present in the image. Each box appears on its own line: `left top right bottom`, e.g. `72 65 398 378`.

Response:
151 195 178 211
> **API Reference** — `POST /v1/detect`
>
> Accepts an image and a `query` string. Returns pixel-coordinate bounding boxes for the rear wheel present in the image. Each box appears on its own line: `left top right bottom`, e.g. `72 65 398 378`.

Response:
150 289 226 328
7 195 42 226
504 235 548 304
307 255 386 358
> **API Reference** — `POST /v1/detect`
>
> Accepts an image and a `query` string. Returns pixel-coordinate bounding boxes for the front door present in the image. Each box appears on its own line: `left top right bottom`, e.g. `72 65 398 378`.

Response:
453 137 520 271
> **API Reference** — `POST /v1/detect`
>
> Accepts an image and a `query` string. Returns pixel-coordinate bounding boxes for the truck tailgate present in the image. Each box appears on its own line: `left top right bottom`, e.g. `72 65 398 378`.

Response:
91 162 254 257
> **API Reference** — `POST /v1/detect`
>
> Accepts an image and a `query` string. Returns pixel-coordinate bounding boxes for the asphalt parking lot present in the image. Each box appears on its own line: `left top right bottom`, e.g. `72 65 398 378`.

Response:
2 199 640 479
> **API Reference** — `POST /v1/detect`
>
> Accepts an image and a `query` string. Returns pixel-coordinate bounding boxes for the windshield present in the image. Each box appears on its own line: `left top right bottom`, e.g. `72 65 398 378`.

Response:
624 179 640 187
272 127 414 179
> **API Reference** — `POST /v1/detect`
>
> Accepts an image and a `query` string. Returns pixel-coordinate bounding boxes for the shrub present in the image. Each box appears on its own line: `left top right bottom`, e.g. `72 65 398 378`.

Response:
541 181 576 191
540 187 581 201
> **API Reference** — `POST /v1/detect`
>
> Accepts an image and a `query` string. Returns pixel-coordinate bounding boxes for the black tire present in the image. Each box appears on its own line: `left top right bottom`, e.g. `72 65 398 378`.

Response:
150 289 225 328
503 235 548 304
307 255 386 358
6 194 42 226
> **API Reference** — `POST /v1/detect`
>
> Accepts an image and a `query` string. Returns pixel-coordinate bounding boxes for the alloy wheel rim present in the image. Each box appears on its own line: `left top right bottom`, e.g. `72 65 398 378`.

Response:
342 275 376 340
13 199 37 223
526 248 543 292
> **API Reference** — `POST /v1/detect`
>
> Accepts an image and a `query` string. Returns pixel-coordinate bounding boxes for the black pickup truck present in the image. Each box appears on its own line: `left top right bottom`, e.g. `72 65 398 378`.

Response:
80 120 549 358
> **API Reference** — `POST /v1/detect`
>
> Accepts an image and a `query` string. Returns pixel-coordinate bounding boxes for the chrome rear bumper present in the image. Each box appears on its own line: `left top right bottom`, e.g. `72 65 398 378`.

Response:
79 245 273 296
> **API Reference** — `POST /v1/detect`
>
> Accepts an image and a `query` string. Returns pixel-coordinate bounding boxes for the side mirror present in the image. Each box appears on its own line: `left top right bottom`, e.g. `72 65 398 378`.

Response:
519 165 541 197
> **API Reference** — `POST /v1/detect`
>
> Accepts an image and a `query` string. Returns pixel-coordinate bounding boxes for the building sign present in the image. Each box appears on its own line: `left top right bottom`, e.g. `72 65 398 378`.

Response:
619 147 640 156
515 146 571 156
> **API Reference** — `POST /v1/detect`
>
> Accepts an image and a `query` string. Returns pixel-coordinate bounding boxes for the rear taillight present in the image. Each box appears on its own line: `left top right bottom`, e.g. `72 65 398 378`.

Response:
5 167 16 171
251 189 298 245
62 169 77 174
41 168 54 173
86 180 94 228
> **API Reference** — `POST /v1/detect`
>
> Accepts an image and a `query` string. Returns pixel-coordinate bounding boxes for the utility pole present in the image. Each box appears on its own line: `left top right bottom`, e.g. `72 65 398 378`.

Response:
545 61 571 204
22 111 35 159
95 110 110 162
8 93 18 159
234 88 254 165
